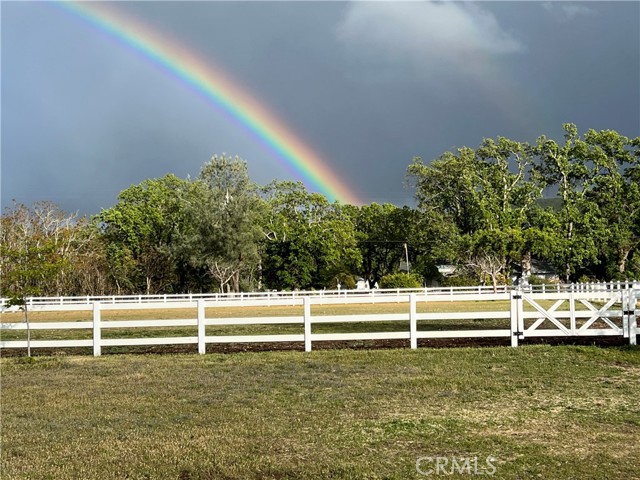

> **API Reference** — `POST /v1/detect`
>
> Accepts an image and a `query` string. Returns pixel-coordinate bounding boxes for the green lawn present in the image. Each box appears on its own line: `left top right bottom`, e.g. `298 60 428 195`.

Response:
1 345 639 479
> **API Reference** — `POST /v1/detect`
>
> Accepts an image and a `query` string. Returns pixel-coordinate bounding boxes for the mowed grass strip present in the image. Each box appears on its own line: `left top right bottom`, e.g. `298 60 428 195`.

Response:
1 345 639 479
0 299 621 344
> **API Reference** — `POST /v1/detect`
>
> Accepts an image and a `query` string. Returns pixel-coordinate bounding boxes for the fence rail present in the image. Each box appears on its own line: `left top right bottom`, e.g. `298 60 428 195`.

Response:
1 283 637 355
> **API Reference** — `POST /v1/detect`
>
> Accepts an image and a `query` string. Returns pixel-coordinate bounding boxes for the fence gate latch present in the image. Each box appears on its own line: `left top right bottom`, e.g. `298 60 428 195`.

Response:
513 331 524 337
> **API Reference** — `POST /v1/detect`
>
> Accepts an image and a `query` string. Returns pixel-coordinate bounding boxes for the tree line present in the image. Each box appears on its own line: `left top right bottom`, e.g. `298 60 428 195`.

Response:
2 124 638 298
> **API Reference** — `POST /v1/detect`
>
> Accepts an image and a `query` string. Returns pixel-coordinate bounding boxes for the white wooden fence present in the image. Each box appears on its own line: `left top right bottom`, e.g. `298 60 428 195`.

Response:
0 285 507 310
1 281 635 310
1 283 637 355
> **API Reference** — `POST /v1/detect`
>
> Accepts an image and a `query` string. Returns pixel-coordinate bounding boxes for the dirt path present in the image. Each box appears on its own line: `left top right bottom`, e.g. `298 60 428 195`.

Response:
0 335 629 358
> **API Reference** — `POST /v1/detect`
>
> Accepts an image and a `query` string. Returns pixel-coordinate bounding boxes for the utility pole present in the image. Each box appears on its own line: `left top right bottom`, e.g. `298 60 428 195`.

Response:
404 243 410 273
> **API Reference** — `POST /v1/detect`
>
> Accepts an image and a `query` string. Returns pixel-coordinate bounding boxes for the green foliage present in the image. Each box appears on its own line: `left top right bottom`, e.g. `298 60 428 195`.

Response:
408 135 544 289
0 201 97 298
409 124 640 285
408 147 484 235
329 272 357 290
527 275 555 286
379 272 423 289
354 203 418 283
2 125 637 297
440 274 478 287
530 124 637 281
187 155 263 292
96 174 192 294
580 129 640 280
259 180 361 290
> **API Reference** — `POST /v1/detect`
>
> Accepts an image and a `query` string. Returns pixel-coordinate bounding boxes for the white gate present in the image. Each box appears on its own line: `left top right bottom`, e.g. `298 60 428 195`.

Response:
510 285 638 346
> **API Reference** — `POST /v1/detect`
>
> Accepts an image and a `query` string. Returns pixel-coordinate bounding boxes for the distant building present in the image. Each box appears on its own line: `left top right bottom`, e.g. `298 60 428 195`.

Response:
437 265 457 276
530 259 559 282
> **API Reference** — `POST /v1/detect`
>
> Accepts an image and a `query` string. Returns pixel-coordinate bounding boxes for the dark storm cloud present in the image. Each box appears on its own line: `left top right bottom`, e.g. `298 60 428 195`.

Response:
2 2 638 214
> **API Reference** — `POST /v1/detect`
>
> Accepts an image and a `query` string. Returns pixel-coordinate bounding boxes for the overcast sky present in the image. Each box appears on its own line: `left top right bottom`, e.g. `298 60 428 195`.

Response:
2 1 639 215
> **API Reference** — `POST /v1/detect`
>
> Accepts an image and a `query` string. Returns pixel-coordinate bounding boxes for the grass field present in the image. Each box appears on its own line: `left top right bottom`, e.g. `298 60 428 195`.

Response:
1 345 639 479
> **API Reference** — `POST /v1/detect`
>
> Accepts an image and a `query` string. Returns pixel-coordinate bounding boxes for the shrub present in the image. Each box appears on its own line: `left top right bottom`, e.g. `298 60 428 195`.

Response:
379 272 423 289
440 274 477 287
527 275 555 286
328 273 356 290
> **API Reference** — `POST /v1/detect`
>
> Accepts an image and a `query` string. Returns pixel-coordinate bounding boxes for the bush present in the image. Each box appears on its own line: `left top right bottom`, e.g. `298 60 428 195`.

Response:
577 274 595 284
379 272 423 289
527 275 555 286
328 273 356 290
440 274 477 287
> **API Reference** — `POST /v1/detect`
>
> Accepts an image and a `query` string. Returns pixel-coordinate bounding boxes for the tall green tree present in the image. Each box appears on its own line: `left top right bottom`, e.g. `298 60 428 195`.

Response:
580 129 640 278
96 174 191 294
184 155 263 292
408 137 542 289
259 181 361 290
408 147 484 235
354 203 418 283
533 124 618 281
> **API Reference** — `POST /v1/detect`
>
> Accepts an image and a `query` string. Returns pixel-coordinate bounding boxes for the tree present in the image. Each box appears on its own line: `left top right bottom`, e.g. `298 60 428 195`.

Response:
0 202 86 356
532 124 632 281
534 124 590 281
96 174 191 294
63 228 110 296
580 129 640 278
0 201 97 297
259 180 361 290
462 230 515 291
354 203 418 283
184 155 263 292
408 147 484 235
408 137 542 288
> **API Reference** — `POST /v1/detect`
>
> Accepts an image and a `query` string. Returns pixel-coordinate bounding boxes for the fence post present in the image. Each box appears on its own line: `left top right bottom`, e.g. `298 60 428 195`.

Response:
409 294 417 350
510 289 522 347
93 302 101 357
622 287 630 339
517 288 525 339
628 284 637 345
197 299 206 354
569 290 576 335
304 297 312 352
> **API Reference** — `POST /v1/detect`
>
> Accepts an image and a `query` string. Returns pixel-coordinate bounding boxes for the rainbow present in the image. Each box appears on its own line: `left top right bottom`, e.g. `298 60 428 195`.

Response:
57 1 362 205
